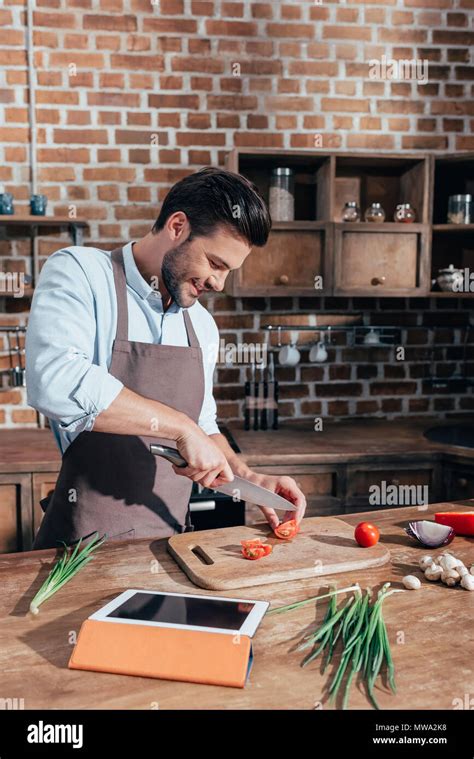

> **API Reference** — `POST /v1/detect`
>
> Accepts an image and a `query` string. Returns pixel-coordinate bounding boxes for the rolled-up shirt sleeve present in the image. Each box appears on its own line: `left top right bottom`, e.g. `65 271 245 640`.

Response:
26 249 123 432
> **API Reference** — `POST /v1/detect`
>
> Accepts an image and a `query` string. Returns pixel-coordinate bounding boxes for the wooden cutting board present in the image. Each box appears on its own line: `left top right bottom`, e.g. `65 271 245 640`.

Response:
167 517 391 590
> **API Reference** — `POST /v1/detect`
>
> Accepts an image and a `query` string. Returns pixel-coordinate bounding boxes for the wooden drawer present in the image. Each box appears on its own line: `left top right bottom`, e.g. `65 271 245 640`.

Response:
445 466 474 501
228 223 332 296
333 224 430 296
345 466 434 509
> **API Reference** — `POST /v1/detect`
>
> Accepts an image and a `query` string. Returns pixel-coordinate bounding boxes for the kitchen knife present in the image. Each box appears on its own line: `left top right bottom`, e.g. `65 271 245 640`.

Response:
150 444 297 513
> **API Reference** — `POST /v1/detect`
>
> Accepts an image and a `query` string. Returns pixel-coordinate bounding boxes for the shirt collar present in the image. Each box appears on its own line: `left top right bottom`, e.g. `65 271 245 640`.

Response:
121 241 180 314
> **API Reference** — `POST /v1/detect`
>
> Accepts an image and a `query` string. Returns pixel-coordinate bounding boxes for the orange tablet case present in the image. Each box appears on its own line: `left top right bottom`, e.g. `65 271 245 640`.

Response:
68 618 253 688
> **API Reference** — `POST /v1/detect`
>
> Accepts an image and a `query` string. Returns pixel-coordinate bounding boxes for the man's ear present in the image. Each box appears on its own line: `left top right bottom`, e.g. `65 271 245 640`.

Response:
166 211 189 241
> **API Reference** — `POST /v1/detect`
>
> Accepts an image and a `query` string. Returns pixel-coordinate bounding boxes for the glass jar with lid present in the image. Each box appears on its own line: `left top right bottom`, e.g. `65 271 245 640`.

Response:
394 203 416 223
269 167 295 221
447 194 472 224
364 202 386 223
341 201 361 222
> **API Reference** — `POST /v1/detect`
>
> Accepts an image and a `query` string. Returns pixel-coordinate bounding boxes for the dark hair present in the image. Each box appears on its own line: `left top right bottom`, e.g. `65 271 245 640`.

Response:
153 166 271 247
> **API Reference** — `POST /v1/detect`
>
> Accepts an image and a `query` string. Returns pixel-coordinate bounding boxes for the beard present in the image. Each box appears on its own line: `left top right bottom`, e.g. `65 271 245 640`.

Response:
161 239 194 308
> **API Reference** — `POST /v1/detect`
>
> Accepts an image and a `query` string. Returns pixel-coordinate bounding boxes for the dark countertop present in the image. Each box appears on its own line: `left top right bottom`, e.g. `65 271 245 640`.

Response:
0 429 61 473
1 417 474 474
227 417 474 467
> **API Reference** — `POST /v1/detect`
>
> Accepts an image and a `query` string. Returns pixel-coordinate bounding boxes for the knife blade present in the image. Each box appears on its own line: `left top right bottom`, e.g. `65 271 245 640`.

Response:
150 444 297 513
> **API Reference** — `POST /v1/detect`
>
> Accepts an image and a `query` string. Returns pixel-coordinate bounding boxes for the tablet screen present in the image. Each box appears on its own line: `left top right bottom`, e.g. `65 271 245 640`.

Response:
106 592 256 631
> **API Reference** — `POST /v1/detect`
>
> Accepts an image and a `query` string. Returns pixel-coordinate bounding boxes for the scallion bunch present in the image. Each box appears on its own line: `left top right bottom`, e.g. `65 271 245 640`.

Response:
269 582 403 709
30 532 106 615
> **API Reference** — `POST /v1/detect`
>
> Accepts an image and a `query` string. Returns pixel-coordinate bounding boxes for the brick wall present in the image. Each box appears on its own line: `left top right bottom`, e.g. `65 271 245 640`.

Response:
206 293 474 423
0 0 473 427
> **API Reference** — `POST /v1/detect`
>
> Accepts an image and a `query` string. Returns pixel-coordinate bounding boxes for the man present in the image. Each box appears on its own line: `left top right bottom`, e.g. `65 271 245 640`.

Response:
26 167 306 550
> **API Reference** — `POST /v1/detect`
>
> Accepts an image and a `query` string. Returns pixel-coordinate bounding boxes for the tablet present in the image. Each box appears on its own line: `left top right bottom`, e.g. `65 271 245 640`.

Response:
89 589 269 637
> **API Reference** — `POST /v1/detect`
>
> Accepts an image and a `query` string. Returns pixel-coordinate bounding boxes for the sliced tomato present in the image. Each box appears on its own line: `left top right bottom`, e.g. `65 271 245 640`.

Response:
242 544 265 560
435 512 474 536
274 519 299 541
241 537 273 560
241 538 263 547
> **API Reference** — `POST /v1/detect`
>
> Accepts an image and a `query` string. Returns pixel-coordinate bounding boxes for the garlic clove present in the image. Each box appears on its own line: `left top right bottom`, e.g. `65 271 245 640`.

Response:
461 574 474 591
439 555 459 571
403 574 421 590
419 556 433 570
441 568 460 585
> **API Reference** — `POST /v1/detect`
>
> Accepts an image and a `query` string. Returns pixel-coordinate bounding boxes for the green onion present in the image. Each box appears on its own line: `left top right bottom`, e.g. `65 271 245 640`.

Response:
267 584 361 615
29 532 106 615
271 583 403 710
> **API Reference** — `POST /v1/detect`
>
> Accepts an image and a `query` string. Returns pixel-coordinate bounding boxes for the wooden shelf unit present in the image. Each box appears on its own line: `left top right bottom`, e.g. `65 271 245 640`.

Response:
0 215 89 297
225 148 474 298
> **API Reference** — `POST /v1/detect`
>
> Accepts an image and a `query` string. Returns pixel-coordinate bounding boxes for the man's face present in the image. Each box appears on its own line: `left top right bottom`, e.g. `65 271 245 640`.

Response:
161 225 251 308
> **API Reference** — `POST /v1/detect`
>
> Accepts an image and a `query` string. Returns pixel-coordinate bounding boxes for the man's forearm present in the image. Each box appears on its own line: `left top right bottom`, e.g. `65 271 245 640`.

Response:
93 386 192 441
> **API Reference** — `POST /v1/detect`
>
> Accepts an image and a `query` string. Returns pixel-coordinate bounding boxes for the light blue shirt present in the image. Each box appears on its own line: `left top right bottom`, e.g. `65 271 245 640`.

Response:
26 242 220 454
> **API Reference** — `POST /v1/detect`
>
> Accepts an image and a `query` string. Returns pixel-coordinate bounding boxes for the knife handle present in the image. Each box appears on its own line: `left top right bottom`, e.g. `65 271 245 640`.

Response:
150 444 187 468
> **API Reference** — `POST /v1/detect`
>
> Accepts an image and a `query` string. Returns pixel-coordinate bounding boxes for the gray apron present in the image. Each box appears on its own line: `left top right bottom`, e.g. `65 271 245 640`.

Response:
33 245 205 550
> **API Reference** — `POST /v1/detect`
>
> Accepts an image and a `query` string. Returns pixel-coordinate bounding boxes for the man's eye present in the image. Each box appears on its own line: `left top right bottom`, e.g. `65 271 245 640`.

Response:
210 260 219 269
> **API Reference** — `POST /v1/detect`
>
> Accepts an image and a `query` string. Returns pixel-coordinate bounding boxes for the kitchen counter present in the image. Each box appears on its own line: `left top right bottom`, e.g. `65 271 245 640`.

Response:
0 429 61 473
1 500 473 710
1 417 474 475
228 417 474 466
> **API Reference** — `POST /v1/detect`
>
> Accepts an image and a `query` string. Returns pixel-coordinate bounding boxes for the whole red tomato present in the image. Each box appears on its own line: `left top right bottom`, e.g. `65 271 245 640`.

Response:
355 522 380 548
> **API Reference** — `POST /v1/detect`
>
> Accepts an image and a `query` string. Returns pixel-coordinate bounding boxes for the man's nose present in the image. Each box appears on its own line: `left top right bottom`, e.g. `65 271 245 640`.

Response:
207 274 226 292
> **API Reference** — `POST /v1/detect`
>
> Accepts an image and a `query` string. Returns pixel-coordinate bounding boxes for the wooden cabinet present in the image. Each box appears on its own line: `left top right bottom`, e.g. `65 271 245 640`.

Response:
333 223 430 296
0 474 32 553
444 464 474 501
228 222 332 296
32 473 57 540
225 148 474 299
245 464 343 523
345 464 436 510
0 471 57 553
225 148 433 297
429 152 474 298
242 458 447 523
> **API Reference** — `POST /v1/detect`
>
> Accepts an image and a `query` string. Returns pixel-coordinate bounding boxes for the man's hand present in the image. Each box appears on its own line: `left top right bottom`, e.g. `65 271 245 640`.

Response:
174 423 234 488
245 471 306 531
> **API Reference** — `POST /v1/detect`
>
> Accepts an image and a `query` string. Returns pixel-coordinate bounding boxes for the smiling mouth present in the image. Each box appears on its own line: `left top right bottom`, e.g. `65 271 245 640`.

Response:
191 279 204 296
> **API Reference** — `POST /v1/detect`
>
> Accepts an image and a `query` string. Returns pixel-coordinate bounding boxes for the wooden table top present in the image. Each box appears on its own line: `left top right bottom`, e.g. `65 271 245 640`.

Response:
1 500 473 710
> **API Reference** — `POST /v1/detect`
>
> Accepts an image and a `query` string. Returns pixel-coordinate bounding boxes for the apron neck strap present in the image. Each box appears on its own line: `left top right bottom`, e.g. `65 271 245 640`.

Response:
111 247 129 342
111 246 201 349
182 309 200 348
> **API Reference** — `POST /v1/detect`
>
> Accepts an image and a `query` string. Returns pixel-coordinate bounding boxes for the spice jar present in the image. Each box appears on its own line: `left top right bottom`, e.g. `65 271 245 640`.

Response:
364 202 385 223
394 203 416 223
269 167 295 221
30 194 47 216
447 195 472 224
341 201 361 222
0 192 14 215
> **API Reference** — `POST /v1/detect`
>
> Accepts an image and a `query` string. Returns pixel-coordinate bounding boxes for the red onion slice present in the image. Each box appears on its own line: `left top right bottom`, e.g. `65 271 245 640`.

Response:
405 520 455 547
